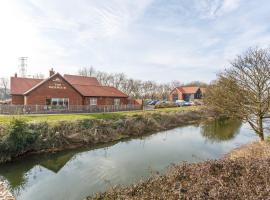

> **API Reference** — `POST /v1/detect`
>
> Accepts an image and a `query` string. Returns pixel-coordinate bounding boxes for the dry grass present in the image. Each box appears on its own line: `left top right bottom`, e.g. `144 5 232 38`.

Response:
227 141 270 160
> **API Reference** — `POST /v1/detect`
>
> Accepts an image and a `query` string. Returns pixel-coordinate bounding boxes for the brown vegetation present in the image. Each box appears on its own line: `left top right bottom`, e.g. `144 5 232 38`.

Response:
0 181 15 200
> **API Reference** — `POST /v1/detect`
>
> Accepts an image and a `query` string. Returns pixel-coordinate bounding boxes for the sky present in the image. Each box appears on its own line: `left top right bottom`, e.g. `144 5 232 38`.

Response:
0 0 270 83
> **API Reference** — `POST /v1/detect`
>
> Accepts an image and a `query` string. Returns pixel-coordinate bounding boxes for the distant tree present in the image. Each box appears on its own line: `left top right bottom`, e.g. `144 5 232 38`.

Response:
78 66 206 100
0 77 10 100
32 74 45 79
78 66 96 77
183 81 208 87
204 47 270 141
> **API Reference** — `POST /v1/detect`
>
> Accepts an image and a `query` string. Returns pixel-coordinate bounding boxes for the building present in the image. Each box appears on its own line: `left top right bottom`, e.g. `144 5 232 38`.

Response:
168 86 205 102
10 69 129 106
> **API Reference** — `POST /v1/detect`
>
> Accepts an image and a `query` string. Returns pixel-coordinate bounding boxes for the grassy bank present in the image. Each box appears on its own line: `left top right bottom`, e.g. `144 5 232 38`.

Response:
87 141 270 200
0 106 199 125
0 107 210 163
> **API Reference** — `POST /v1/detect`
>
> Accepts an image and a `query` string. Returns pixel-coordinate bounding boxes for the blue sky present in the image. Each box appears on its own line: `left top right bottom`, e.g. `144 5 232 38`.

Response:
0 0 270 83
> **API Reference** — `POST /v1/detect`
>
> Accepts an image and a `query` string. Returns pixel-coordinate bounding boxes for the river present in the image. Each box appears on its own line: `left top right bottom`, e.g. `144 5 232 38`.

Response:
0 120 256 200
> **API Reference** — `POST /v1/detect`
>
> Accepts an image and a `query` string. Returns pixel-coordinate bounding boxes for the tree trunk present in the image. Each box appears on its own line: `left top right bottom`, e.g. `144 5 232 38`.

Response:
257 116 264 141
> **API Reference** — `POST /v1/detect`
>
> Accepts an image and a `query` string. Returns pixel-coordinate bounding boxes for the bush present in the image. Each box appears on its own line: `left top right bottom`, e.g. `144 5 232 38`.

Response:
154 102 177 109
0 119 39 157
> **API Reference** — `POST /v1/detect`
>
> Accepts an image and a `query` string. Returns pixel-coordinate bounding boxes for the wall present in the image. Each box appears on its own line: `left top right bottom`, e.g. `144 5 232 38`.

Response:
168 88 183 101
84 97 129 105
11 95 24 105
25 74 83 105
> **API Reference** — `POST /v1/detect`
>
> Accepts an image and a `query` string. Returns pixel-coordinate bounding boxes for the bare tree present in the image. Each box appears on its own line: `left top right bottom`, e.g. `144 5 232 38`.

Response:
78 66 96 77
77 66 205 101
0 78 9 100
32 74 45 79
204 47 270 141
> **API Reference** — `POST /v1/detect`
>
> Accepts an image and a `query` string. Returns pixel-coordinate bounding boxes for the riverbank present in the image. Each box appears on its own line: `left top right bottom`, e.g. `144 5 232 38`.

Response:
87 141 270 200
0 107 213 163
0 181 15 200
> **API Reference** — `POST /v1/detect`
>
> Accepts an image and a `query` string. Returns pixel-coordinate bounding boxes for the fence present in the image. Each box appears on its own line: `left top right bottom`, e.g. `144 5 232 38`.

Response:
0 104 142 115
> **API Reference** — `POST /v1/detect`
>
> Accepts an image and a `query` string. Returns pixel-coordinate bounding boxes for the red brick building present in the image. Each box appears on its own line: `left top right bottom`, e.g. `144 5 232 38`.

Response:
10 69 129 107
168 86 205 102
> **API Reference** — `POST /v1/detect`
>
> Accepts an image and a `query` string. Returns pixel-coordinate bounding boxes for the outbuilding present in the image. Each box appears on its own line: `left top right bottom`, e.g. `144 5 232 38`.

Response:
168 86 205 102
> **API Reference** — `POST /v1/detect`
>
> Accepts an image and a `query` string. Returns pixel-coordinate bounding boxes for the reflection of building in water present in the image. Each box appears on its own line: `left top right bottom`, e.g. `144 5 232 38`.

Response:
39 153 74 173
0 151 76 190
0 141 119 191
200 120 242 142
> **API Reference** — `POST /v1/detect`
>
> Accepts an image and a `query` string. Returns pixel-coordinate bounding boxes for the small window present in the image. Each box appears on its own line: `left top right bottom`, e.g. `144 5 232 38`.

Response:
114 98 120 105
90 98 97 106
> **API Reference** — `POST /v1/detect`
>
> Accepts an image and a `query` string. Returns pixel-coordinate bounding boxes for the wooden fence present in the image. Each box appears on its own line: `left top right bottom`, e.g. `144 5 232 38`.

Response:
0 104 142 115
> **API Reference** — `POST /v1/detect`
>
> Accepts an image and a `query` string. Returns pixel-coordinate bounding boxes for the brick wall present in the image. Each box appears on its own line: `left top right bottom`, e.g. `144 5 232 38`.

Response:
25 74 83 105
168 88 183 101
84 97 128 105
11 95 24 105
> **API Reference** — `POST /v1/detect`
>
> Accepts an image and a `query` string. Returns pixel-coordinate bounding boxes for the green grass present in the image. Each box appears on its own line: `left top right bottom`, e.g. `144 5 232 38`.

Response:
0 106 199 125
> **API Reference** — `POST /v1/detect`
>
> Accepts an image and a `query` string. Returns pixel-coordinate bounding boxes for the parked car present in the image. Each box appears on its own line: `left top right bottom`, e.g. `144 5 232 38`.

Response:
182 101 196 106
175 100 185 107
148 100 159 105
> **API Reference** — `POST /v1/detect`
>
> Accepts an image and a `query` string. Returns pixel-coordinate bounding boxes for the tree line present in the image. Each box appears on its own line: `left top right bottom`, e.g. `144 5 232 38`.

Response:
78 66 207 100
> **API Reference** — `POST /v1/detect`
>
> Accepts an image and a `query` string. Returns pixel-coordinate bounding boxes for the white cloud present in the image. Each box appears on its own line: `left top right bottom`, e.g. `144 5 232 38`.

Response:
0 0 269 84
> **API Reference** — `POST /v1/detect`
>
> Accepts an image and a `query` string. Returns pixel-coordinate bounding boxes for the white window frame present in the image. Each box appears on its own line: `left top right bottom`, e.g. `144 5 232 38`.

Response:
90 98 97 106
114 98 120 105
51 98 69 108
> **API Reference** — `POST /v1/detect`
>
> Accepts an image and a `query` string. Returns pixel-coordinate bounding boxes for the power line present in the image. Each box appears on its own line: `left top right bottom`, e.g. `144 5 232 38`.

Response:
18 57 28 77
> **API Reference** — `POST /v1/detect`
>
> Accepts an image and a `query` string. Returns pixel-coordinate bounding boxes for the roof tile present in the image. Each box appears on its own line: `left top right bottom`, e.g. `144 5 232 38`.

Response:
10 77 43 95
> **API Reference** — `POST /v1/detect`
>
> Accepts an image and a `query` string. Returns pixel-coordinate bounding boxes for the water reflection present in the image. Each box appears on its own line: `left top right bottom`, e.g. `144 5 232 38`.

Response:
0 142 118 192
201 119 242 142
0 120 255 200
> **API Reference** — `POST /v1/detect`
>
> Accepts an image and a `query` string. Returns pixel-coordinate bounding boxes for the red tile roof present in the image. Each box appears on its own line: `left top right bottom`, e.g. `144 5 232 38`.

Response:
64 74 100 86
10 73 128 98
72 85 128 97
10 77 43 95
177 86 200 94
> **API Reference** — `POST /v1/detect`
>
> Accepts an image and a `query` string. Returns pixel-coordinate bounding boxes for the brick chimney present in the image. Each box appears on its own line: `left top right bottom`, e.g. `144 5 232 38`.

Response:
14 73 17 78
49 68 55 77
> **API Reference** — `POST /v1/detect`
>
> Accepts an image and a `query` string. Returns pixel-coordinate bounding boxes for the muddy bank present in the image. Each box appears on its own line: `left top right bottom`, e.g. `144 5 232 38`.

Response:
0 109 213 164
87 141 270 200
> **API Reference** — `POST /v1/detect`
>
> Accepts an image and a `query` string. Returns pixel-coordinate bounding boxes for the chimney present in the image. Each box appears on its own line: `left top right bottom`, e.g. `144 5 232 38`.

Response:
49 68 55 77
14 73 17 78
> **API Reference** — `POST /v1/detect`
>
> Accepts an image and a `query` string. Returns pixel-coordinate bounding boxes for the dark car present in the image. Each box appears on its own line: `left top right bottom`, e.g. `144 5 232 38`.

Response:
149 100 159 105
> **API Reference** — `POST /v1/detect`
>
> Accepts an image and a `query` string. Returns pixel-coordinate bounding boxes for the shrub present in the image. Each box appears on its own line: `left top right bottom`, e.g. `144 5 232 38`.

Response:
154 102 177 109
1 119 39 156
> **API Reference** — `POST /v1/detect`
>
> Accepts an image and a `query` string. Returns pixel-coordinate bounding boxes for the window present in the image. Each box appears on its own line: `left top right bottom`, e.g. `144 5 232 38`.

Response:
50 98 69 108
90 98 97 106
114 98 120 105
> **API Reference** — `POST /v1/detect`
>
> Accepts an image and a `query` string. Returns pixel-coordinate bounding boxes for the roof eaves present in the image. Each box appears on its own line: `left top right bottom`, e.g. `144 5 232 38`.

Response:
23 73 60 95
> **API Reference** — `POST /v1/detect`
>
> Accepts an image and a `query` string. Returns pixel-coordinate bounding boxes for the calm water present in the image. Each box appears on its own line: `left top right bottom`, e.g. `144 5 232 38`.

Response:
0 120 256 200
